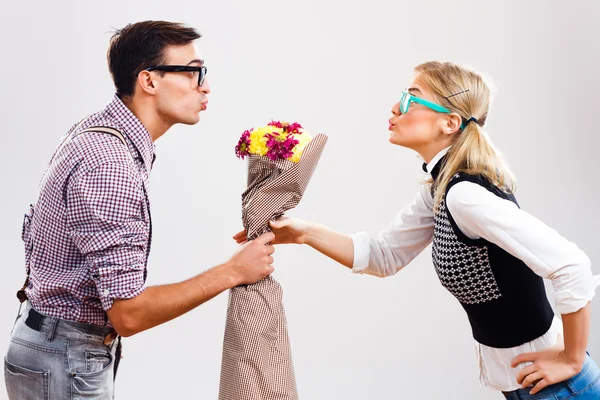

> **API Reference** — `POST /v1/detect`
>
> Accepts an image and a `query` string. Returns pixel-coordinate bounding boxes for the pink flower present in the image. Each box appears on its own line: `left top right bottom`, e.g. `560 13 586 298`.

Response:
286 122 303 134
267 121 303 135
268 120 283 129
235 129 252 159
265 133 299 161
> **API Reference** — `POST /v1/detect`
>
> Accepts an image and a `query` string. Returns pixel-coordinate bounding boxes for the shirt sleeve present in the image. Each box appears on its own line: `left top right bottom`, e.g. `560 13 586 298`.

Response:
66 162 148 310
351 184 435 277
446 180 599 315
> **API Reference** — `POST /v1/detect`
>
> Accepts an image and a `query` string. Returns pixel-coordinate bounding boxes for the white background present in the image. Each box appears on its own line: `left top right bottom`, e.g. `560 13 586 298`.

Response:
1 0 599 398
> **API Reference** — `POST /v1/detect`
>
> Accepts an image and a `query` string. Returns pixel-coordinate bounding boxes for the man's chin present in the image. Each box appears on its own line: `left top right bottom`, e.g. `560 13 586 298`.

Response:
178 114 201 126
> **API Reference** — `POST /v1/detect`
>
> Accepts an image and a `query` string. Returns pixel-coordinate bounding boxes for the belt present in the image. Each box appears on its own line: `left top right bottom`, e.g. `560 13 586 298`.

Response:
25 307 118 346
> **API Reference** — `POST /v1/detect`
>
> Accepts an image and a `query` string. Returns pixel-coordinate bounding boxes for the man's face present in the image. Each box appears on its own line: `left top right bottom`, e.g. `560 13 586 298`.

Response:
152 43 210 126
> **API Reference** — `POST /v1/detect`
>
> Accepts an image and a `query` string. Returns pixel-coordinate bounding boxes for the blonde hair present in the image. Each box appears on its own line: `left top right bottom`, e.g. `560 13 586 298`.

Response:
414 61 516 209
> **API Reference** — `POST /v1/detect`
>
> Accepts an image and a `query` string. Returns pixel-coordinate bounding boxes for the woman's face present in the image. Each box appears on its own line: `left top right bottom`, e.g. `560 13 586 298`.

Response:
388 74 449 152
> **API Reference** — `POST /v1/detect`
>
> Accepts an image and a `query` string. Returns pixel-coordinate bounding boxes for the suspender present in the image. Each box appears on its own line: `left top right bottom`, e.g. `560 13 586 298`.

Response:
80 126 128 146
17 123 132 304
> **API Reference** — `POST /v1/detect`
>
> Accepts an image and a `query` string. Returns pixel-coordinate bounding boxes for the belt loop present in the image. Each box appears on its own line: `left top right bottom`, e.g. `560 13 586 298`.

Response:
46 317 58 342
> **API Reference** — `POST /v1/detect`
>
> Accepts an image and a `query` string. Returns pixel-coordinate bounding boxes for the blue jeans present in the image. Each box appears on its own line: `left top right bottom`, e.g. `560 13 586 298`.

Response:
4 304 121 399
503 353 600 399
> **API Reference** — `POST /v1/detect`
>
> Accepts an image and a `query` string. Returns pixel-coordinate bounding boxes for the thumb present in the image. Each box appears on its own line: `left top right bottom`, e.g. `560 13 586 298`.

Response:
270 218 287 228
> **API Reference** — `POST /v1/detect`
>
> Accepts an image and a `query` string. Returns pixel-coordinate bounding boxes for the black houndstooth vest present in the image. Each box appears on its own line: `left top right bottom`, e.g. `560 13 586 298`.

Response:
428 159 554 348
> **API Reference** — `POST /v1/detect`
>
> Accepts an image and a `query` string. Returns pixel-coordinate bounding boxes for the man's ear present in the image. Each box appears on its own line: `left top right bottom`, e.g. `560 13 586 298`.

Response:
137 70 156 95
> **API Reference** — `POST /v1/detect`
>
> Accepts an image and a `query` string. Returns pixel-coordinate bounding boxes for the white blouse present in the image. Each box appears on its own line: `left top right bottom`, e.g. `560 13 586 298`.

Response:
350 148 599 391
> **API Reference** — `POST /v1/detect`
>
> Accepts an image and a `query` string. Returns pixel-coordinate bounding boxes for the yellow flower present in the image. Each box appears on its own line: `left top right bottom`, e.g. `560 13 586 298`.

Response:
240 123 313 162
288 130 313 162
247 127 267 156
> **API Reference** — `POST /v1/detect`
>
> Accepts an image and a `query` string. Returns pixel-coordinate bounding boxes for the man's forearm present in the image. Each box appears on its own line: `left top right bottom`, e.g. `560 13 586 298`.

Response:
108 262 239 336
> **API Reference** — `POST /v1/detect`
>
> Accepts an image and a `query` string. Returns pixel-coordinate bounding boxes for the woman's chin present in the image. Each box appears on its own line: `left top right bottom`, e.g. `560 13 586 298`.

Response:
388 132 403 146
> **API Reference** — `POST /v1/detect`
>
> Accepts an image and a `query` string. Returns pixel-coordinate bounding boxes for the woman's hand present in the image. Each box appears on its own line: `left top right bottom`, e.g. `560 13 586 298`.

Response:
233 217 355 268
269 217 309 245
232 217 309 245
512 341 583 395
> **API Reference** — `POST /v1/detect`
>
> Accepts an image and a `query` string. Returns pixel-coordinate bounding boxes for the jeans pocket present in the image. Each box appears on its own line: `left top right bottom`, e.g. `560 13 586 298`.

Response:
553 370 600 400
68 341 115 398
85 350 112 374
4 357 49 400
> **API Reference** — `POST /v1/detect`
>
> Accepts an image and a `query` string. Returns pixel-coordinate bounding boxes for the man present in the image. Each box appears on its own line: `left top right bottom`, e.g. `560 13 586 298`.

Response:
4 21 275 399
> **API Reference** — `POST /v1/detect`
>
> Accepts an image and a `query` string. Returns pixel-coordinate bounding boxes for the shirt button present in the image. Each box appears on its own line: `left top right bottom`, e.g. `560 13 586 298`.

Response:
104 289 110 295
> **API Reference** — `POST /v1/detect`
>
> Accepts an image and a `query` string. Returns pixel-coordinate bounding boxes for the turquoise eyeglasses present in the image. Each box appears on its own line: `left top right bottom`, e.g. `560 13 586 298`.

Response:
400 90 467 129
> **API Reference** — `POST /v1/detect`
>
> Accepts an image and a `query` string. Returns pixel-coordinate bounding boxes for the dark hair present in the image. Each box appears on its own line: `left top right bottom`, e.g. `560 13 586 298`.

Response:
107 21 201 97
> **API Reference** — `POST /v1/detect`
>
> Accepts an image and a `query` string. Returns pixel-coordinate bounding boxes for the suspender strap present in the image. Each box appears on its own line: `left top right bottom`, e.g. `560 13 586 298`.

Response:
17 125 132 304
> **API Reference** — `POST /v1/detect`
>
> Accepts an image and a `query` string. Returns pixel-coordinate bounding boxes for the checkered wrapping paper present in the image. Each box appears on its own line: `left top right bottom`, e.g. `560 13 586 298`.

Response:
219 134 328 400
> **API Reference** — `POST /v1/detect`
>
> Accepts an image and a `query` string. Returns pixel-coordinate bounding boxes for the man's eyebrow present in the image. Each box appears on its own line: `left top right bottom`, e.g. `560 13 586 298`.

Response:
186 59 204 66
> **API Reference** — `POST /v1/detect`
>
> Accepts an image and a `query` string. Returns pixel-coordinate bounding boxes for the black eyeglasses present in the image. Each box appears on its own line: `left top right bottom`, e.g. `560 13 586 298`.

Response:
145 65 207 87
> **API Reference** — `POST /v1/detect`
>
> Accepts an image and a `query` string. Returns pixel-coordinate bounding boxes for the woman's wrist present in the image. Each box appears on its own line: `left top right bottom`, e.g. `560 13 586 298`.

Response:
303 221 319 247
562 349 586 372
560 303 591 374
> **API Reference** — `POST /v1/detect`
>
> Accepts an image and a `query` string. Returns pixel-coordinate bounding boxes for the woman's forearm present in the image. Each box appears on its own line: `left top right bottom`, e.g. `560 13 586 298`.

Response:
304 222 355 269
562 302 591 371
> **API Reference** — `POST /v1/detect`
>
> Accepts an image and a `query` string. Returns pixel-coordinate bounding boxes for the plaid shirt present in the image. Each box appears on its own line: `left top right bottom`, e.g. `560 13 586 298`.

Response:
22 95 155 326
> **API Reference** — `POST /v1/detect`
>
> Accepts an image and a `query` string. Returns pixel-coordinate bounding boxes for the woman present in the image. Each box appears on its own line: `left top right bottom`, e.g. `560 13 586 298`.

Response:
234 61 600 398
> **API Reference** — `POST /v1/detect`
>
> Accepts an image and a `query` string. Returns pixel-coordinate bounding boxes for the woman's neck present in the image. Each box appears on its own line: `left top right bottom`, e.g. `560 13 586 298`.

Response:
419 143 452 165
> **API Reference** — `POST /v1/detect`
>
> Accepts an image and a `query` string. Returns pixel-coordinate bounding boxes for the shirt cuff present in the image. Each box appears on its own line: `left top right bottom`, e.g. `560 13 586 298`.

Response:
94 264 147 311
553 274 600 315
99 285 147 311
350 232 371 273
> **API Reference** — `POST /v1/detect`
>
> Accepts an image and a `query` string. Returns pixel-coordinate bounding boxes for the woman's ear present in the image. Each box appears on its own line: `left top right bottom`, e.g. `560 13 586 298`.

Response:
442 113 463 136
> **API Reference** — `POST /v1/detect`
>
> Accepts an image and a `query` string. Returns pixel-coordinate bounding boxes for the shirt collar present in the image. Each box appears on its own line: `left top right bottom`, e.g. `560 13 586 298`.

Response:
422 146 451 180
105 94 156 172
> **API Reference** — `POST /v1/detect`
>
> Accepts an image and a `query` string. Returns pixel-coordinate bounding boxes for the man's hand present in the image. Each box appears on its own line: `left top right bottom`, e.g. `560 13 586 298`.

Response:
226 231 275 285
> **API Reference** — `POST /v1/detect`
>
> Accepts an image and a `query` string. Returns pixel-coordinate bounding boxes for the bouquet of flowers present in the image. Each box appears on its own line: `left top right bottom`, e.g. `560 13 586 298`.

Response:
219 121 328 400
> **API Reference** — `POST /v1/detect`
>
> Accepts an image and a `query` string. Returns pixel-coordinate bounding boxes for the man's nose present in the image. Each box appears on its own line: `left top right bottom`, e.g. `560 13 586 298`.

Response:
198 78 211 94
